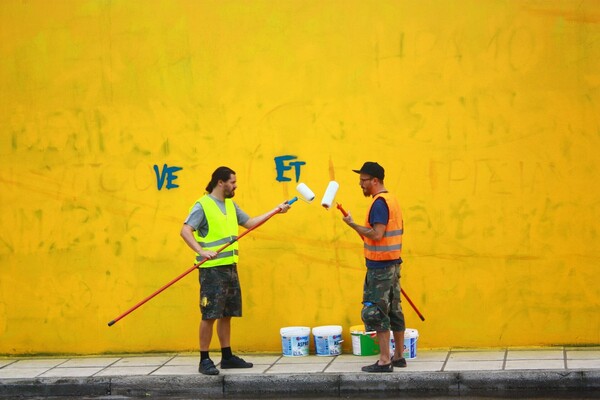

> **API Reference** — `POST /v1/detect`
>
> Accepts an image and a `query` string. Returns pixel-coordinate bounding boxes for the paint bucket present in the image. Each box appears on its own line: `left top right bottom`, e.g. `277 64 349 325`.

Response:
351 326 418 358
280 326 310 357
403 329 419 359
350 325 379 356
312 325 343 356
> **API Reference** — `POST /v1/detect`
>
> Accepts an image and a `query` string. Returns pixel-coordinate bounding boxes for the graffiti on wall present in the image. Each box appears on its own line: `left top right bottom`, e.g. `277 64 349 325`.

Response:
153 164 183 190
153 156 306 190
274 155 306 182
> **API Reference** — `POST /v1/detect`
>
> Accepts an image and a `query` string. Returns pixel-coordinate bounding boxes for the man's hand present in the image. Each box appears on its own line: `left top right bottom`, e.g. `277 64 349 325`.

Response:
278 202 291 213
199 249 217 260
342 212 355 226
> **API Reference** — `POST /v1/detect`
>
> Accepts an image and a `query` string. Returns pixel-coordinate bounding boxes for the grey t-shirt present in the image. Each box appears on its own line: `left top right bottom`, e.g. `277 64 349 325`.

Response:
184 194 250 237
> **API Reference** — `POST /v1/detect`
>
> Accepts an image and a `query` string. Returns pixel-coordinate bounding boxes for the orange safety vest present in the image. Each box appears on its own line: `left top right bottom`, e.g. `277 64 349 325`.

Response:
363 192 403 261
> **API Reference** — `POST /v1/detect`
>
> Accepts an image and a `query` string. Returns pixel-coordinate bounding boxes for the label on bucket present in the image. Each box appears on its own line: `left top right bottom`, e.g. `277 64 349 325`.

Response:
351 331 378 356
282 335 309 357
403 329 419 359
314 334 342 356
403 337 417 359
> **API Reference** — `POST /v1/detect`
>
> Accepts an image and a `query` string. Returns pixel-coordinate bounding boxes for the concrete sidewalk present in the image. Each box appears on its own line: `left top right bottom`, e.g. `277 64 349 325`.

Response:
1 347 599 398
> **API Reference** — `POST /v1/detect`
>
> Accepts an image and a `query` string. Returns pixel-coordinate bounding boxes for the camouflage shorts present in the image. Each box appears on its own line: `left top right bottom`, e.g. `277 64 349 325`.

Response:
199 265 242 320
361 264 405 332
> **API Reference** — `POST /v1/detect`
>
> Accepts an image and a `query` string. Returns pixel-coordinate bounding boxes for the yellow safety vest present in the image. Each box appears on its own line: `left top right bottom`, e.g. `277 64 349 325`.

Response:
193 195 239 268
363 192 403 261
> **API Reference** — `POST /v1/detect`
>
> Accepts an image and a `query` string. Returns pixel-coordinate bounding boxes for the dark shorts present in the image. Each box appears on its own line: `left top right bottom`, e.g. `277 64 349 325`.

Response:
199 265 242 320
361 264 405 332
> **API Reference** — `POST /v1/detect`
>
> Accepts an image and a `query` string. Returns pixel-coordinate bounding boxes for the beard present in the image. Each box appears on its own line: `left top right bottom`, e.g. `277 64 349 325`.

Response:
224 189 235 199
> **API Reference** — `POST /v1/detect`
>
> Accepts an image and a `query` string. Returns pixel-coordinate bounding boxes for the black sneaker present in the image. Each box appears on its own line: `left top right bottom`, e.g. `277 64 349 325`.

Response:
361 361 393 373
220 355 253 369
392 357 407 368
199 358 219 375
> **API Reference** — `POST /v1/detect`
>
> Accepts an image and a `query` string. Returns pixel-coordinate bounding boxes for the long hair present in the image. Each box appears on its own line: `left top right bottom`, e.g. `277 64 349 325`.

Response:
205 166 235 193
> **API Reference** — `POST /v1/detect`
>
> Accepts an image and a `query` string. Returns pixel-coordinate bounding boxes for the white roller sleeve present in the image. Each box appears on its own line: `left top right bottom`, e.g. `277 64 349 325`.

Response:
296 182 316 202
321 181 340 209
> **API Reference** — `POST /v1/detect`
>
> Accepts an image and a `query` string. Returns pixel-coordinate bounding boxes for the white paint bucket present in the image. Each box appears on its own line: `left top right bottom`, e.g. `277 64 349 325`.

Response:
280 326 310 357
312 325 343 356
403 329 419 359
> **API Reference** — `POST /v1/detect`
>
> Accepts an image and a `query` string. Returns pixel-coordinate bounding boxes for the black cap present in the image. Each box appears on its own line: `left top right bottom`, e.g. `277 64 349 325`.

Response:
353 161 385 180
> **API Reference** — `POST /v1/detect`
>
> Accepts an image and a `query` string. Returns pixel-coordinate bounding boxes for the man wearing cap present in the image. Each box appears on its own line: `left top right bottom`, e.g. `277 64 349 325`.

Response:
342 162 406 373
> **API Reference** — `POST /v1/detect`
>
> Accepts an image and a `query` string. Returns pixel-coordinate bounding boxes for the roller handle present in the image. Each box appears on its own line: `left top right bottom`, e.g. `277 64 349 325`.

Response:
336 203 348 217
286 196 298 205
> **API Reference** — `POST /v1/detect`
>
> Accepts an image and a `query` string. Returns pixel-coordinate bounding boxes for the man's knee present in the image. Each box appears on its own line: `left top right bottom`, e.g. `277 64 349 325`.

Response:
361 302 381 326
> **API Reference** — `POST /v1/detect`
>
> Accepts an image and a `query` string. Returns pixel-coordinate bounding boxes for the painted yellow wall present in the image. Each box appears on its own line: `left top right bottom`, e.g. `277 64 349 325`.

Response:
1 0 599 355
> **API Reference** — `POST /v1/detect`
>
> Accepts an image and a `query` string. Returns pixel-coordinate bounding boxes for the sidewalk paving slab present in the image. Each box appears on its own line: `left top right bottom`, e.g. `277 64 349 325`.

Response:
1 347 599 398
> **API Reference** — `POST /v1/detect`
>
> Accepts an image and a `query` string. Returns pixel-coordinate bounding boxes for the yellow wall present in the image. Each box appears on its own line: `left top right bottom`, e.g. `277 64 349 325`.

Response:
1 0 599 355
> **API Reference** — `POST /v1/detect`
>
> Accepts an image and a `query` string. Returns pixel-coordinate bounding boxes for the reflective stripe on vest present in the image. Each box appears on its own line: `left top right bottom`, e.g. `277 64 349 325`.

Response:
363 192 403 261
193 195 239 268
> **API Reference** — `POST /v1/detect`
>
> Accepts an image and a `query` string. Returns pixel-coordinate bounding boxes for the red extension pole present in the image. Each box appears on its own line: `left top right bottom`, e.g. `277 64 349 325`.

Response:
108 197 297 327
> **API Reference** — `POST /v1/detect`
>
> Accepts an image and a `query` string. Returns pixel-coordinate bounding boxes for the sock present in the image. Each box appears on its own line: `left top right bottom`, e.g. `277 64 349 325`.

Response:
200 351 210 361
221 347 233 360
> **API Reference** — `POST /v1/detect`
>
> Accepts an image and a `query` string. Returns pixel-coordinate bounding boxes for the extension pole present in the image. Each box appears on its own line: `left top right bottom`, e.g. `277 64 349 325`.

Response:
108 197 298 327
336 202 425 321
401 288 425 321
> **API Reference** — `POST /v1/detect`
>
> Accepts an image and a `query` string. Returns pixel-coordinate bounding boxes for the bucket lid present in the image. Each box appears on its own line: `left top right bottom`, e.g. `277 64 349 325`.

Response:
404 328 419 338
280 326 310 335
312 325 342 335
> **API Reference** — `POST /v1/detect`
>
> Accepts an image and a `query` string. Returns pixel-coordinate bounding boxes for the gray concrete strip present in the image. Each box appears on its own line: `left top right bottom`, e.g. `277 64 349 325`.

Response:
1 370 600 398
459 370 600 396
224 374 340 397
339 371 460 397
0 377 111 398
582 370 600 391
110 375 223 398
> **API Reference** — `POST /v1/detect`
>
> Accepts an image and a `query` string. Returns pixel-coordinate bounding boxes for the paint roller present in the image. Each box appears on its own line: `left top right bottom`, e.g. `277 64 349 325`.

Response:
296 182 316 203
321 181 349 216
320 181 340 209
313 180 347 215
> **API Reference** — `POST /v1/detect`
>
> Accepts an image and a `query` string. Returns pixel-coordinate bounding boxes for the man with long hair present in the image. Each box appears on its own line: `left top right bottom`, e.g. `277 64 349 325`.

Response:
180 166 291 375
